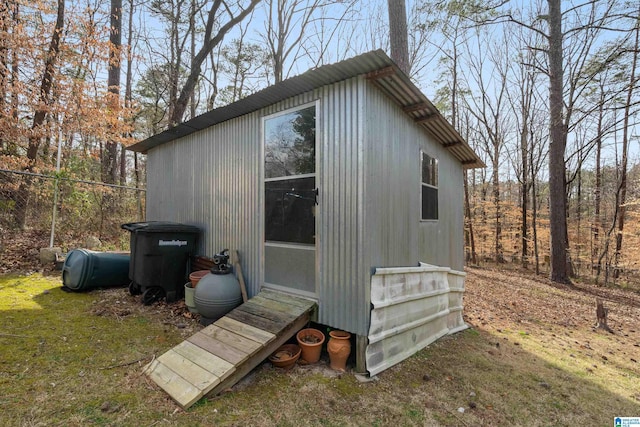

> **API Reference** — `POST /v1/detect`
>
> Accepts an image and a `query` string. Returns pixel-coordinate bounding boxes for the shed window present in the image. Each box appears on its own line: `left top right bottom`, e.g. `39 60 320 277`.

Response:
421 152 438 220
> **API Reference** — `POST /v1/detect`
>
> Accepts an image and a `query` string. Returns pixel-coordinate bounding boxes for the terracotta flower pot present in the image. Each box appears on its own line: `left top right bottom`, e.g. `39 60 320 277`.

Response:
269 344 301 369
189 270 210 287
327 330 351 371
296 328 325 364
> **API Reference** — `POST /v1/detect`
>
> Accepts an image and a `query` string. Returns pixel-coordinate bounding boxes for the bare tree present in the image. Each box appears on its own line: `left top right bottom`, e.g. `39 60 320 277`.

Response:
613 10 639 277
496 0 626 283
14 0 64 228
261 0 330 84
169 0 260 124
219 33 267 104
463 28 511 263
505 22 547 269
299 0 360 67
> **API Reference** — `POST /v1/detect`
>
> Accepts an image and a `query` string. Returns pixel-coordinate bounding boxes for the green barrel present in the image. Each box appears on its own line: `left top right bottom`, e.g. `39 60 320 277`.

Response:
62 249 130 291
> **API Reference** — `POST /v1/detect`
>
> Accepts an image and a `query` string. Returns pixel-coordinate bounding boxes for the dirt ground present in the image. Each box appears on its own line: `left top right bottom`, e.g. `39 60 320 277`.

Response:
465 265 640 358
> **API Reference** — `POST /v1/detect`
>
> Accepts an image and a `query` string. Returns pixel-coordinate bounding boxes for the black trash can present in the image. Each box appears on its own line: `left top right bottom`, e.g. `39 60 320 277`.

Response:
122 221 200 305
62 249 130 291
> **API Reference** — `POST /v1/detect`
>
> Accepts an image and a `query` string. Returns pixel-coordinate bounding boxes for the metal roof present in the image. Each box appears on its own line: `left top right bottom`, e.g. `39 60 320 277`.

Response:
128 49 484 169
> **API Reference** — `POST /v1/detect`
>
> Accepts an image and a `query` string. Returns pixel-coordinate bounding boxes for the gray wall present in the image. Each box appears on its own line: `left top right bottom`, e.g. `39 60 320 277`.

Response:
363 81 465 273
145 75 463 337
147 111 263 297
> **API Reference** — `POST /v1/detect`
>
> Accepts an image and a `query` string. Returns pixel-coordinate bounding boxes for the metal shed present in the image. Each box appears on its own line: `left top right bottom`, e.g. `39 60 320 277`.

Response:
129 49 483 375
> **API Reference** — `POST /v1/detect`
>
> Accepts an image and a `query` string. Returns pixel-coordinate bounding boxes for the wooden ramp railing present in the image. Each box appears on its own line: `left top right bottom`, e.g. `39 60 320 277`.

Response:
143 289 316 409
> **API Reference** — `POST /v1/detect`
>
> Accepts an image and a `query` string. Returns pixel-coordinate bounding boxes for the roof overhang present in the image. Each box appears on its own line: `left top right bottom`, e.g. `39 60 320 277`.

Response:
129 50 484 169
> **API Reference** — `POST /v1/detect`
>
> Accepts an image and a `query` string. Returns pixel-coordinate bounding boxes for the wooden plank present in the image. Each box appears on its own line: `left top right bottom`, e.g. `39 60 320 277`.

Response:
365 66 395 80
236 300 298 324
172 341 235 381
192 255 215 271
200 325 263 355
208 310 311 397
226 308 287 334
247 295 310 318
214 316 275 345
234 250 248 303
355 334 368 374
402 102 429 113
144 359 203 409
258 289 316 310
145 288 320 409
157 349 220 391
187 331 249 365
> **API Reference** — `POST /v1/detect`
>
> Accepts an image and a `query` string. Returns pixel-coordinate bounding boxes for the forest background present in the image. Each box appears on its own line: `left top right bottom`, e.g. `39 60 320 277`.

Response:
0 0 639 286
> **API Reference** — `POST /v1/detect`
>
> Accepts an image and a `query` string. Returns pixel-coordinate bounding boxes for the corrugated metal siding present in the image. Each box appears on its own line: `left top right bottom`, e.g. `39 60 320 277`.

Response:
146 114 264 297
146 78 370 336
363 81 465 272
317 78 368 336
146 74 464 338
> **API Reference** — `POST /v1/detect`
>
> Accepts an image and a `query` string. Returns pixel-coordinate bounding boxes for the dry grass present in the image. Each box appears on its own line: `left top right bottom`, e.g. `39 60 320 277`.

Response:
0 267 638 426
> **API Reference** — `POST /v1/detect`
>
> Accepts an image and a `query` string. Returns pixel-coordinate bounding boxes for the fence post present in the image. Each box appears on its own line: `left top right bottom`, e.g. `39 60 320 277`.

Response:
49 133 63 248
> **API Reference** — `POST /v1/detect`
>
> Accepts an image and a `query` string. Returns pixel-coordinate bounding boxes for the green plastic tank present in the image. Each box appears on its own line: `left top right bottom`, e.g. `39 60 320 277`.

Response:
62 249 130 291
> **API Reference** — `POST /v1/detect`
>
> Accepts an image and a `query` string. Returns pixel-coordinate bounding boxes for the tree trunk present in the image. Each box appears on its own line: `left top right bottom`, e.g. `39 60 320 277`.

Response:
120 0 135 187
531 143 540 275
613 15 638 278
464 170 477 264
593 94 603 274
14 0 64 229
595 299 613 333
387 0 409 75
103 0 121 185
0 0 8 151
547 0 570 283
520 114 529 268
493 151 503 263
575 162 582 274
9 0 18 155
190 0 196 118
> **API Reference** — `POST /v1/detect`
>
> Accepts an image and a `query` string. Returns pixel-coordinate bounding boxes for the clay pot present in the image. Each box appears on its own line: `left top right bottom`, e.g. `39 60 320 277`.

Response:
269 344 301 369
296 328 325 364
327 330 351 371
189 270 210 287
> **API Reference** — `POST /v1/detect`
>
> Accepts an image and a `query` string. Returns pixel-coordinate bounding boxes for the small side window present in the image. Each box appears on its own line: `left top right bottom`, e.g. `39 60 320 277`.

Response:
421 152 438 220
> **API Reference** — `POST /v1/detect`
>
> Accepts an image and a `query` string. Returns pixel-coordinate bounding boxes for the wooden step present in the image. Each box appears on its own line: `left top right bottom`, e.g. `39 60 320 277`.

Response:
143 289 316 409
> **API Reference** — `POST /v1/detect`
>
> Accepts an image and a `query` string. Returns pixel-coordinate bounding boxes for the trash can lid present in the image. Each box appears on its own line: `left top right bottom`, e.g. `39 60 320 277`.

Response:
121 221 200 234
62 248 93 290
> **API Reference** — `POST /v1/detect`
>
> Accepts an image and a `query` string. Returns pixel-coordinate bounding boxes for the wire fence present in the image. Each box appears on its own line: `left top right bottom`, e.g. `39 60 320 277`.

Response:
0 168 145 271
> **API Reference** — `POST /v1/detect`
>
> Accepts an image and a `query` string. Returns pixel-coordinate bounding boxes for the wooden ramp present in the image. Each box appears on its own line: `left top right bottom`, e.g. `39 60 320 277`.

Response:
143 289 316 409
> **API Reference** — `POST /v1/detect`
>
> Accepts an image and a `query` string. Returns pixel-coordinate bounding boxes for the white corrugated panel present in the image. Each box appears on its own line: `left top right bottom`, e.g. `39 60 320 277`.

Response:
366 264 467 376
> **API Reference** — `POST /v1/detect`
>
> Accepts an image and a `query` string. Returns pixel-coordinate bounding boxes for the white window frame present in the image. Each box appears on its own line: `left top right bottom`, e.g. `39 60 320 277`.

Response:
420 151 438 221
